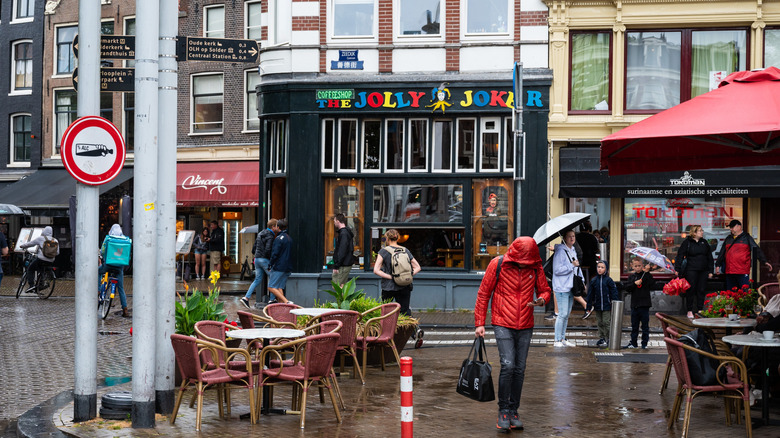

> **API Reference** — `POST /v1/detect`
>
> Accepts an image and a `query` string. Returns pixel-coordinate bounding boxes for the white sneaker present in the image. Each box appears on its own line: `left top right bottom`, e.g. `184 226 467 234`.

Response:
553 341 565 347
563 339 577 347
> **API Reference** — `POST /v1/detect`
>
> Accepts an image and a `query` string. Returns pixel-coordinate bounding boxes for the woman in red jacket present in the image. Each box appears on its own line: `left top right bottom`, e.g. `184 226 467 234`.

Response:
474 236 551 432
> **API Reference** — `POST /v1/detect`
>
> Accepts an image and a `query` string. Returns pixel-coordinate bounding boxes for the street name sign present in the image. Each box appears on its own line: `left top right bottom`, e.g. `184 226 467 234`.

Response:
72 67 135 92
61 116 126 186
73 35 136 60
176 37 259 63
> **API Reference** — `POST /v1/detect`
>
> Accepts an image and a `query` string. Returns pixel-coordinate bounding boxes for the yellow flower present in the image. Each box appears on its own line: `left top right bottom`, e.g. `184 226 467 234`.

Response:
209 270 220 285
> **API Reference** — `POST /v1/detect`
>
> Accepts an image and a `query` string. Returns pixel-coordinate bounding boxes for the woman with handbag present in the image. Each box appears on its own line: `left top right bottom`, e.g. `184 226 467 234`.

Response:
552 230 584 347
674 225 714 318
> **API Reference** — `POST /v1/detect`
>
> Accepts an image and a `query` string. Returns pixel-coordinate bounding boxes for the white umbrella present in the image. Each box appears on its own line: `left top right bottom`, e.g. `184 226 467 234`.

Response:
239 224 259 234
533 213 591 246
628 246 676 273
0 204 24 215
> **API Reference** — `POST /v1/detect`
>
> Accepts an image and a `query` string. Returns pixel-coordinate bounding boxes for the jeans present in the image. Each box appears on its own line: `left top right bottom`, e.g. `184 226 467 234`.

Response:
245 258 270 300
554 291 573 342
494 326 532 412
630 306 650 347
99 264 126 309
725 273 750 291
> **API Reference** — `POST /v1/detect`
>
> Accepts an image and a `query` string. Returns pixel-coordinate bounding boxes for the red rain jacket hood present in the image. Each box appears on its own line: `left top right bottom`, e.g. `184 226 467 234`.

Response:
474 237 552 330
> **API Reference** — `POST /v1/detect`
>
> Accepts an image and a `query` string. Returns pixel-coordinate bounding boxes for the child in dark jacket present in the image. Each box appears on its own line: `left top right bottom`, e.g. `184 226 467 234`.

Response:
586 260 619 347
622 258 656 349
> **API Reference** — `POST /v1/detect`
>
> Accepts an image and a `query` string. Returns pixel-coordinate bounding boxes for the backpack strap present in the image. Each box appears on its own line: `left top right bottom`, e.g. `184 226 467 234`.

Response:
491 255 504 294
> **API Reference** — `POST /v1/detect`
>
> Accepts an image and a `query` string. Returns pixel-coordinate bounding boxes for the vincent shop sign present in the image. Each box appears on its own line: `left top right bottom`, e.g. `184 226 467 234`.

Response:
315 85 545 113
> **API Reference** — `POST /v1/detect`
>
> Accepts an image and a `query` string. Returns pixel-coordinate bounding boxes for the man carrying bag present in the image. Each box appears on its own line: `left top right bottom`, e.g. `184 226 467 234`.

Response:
473 236 551 432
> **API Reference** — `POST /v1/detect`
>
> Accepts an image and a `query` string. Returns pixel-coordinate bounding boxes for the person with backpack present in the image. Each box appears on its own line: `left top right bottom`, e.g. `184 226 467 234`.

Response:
474 236 551 432
332 213 355 287
240 219 278 308
20 226 59 291
99 224 132 317
373 229 421 318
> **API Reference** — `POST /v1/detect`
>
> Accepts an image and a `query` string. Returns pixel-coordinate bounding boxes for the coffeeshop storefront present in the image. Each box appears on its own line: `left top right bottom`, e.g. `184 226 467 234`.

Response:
559 146 780 285
258 73 552 310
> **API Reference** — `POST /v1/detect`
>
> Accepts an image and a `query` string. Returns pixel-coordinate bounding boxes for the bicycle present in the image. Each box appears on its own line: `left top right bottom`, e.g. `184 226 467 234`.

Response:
239 255 255 281
98 270 120 319
15 251 57 300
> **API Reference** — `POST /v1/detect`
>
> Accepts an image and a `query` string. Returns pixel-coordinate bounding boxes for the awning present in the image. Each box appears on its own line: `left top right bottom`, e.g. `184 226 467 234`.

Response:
560 147 778 198
177 161 259 207
0 168 133 209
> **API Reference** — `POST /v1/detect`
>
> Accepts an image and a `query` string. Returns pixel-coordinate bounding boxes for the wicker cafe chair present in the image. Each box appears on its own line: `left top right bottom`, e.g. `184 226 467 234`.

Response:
320 309 365 385
259 332 342 429
663 333 752 438
264 302 302 327
757 282 780 307
170 334 257 430
355 302 401 379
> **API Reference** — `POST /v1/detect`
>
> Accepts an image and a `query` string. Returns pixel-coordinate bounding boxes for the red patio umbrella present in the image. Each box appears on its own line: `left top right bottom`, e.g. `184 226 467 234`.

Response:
601 67 780 175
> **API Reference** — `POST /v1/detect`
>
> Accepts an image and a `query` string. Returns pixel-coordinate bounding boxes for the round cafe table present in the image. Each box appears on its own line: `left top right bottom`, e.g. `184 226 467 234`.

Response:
290 308 338 317
723 333 780 427
692 317 756 336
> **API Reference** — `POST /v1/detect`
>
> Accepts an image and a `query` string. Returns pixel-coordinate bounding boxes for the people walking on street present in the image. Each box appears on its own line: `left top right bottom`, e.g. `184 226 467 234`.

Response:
474 236 551 432
268 219 293 304
20 226 59 289
99 224 131 317
192 228 209 280
586 260 619 347
552 230 583 347
675 225 713 318
332 213 355 287
241 219 278 308
373 229 421 317
715 219 772 291
622 259 655 349
207 220 225 274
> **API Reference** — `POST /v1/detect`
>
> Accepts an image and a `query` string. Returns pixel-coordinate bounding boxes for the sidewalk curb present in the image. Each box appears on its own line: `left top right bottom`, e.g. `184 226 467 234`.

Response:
16 389 70 438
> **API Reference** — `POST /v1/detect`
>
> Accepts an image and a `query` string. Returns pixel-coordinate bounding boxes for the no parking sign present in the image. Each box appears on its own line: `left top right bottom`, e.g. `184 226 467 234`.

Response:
61 116 126 185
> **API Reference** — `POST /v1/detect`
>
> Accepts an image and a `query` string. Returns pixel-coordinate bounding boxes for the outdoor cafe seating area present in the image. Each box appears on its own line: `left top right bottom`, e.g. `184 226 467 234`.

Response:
169 302 402 431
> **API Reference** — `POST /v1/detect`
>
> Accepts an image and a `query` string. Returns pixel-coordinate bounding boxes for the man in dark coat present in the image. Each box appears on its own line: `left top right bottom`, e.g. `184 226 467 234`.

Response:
332 213 355 287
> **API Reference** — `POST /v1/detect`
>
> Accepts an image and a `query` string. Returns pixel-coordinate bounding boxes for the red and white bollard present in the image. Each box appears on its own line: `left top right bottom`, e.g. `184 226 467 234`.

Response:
400 356 413 437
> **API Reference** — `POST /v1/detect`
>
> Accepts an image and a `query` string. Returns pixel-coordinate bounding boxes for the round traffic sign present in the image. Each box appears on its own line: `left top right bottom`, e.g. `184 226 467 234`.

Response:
60 116 126 185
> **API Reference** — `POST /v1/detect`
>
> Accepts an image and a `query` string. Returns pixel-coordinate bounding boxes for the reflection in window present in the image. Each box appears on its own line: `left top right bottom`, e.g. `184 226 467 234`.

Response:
333 0 375 37
626 31 681 110
571 32 610 111
124 18 136 68
766 29 780 68
481 118 499 170
57 26 78 74
504 118 514 170
371 227 465 268
246 71 260 131
363 120 380 171
456 119 475 170
432 120 451 171
622 198 743 275
409 119 427 170
472 178 513 269
386 120 404 170
373 184 462 223
339 119 357 170
691 30 746 98
270 120 287 173
15 0 33 19
205 5 225 38
192 74 223 133
246 1 262 40
466 0 507 34
324 179 364 267
400 0 440 35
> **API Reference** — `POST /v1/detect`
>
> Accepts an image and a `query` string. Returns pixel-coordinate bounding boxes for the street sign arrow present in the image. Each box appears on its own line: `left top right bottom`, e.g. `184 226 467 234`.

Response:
72 67 135 92
74 35 137 60
176 36 260 63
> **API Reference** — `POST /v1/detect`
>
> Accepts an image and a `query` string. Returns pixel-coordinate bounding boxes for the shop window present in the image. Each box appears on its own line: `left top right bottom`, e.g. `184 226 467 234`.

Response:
362 120 381 171
503 117 514 170
54 89 78 155
385 119 404 172
246 1 262 40
570 32 610 111
371 183 464 268
13 0 33 21
399 0 440 36
10 113 31 165
432 119 452 172
270 119 287 173
472 179 513 270
766 28 780 68
568 198 612 244
338 119 357 171
480 117 500 171
622 198 743 276
456 118 475 171
332 0 376 38
191 73 223 134
11 41 32 93
626 31 681 110
123 93 134 151
245 70 260 131
222 214 242 265
56 25 77 75
324 179 364 267
409 119 428 171
124 18 136 68
323 119 336 171
204 5 225 38
465 0 508 34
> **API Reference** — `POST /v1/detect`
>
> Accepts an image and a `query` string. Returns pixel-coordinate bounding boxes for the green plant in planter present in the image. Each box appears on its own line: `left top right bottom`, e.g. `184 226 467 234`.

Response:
174 270 226 336
322 277 365 310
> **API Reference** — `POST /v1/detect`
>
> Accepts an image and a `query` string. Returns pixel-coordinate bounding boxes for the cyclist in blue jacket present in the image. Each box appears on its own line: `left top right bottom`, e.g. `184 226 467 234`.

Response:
99 224 131 317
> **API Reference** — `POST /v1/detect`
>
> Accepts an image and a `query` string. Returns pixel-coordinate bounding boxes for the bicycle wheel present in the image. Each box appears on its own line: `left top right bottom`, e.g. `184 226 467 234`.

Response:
15 270 28 298
36 269 56 299
100 291 113 319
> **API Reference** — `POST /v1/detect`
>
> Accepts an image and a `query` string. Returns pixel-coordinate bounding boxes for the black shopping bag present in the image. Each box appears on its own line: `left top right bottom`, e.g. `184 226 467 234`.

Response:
456 336 495 402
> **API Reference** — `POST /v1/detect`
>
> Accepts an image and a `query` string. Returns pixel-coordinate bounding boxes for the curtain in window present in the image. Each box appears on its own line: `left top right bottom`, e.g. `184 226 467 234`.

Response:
691 31 746 98
571 33 610 110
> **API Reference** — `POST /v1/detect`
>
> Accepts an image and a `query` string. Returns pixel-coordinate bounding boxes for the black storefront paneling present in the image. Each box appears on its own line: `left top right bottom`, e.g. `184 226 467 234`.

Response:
560 147 780 198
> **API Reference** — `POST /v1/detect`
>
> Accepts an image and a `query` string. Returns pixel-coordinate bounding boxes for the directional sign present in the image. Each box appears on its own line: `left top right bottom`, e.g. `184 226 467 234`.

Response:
72 67 135 92
176 37 259 63
61 116 126 186
73 35 136 60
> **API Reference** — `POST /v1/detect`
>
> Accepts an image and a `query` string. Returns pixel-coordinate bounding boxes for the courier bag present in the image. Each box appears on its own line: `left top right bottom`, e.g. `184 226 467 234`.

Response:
104 235 132 267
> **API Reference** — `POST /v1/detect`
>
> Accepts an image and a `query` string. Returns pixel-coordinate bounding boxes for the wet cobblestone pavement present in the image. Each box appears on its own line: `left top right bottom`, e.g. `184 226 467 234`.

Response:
2 275 780 436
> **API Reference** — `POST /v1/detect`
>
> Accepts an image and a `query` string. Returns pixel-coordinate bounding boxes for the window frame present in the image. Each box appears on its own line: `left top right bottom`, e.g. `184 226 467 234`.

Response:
11 40 33 94
383 118 406 173
245 0 262 41
244 69 260 132
361 119 382 174
269 119 288 174
394 0 444 42
461 0 512 40
204 4 226 38
329 0 378 42
407 118 429 172
431 118 453 173
322 118 336 172
268 0 292 46
478 117 501 172
190 72 224 135
503 117 514 172
337 118 358 172
9 113 32 167
12 0 34 22
123 17 136 68
455 117 477 173
54 23 78 77
53 87 77 157
122 92 134 153
568 30 613 115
